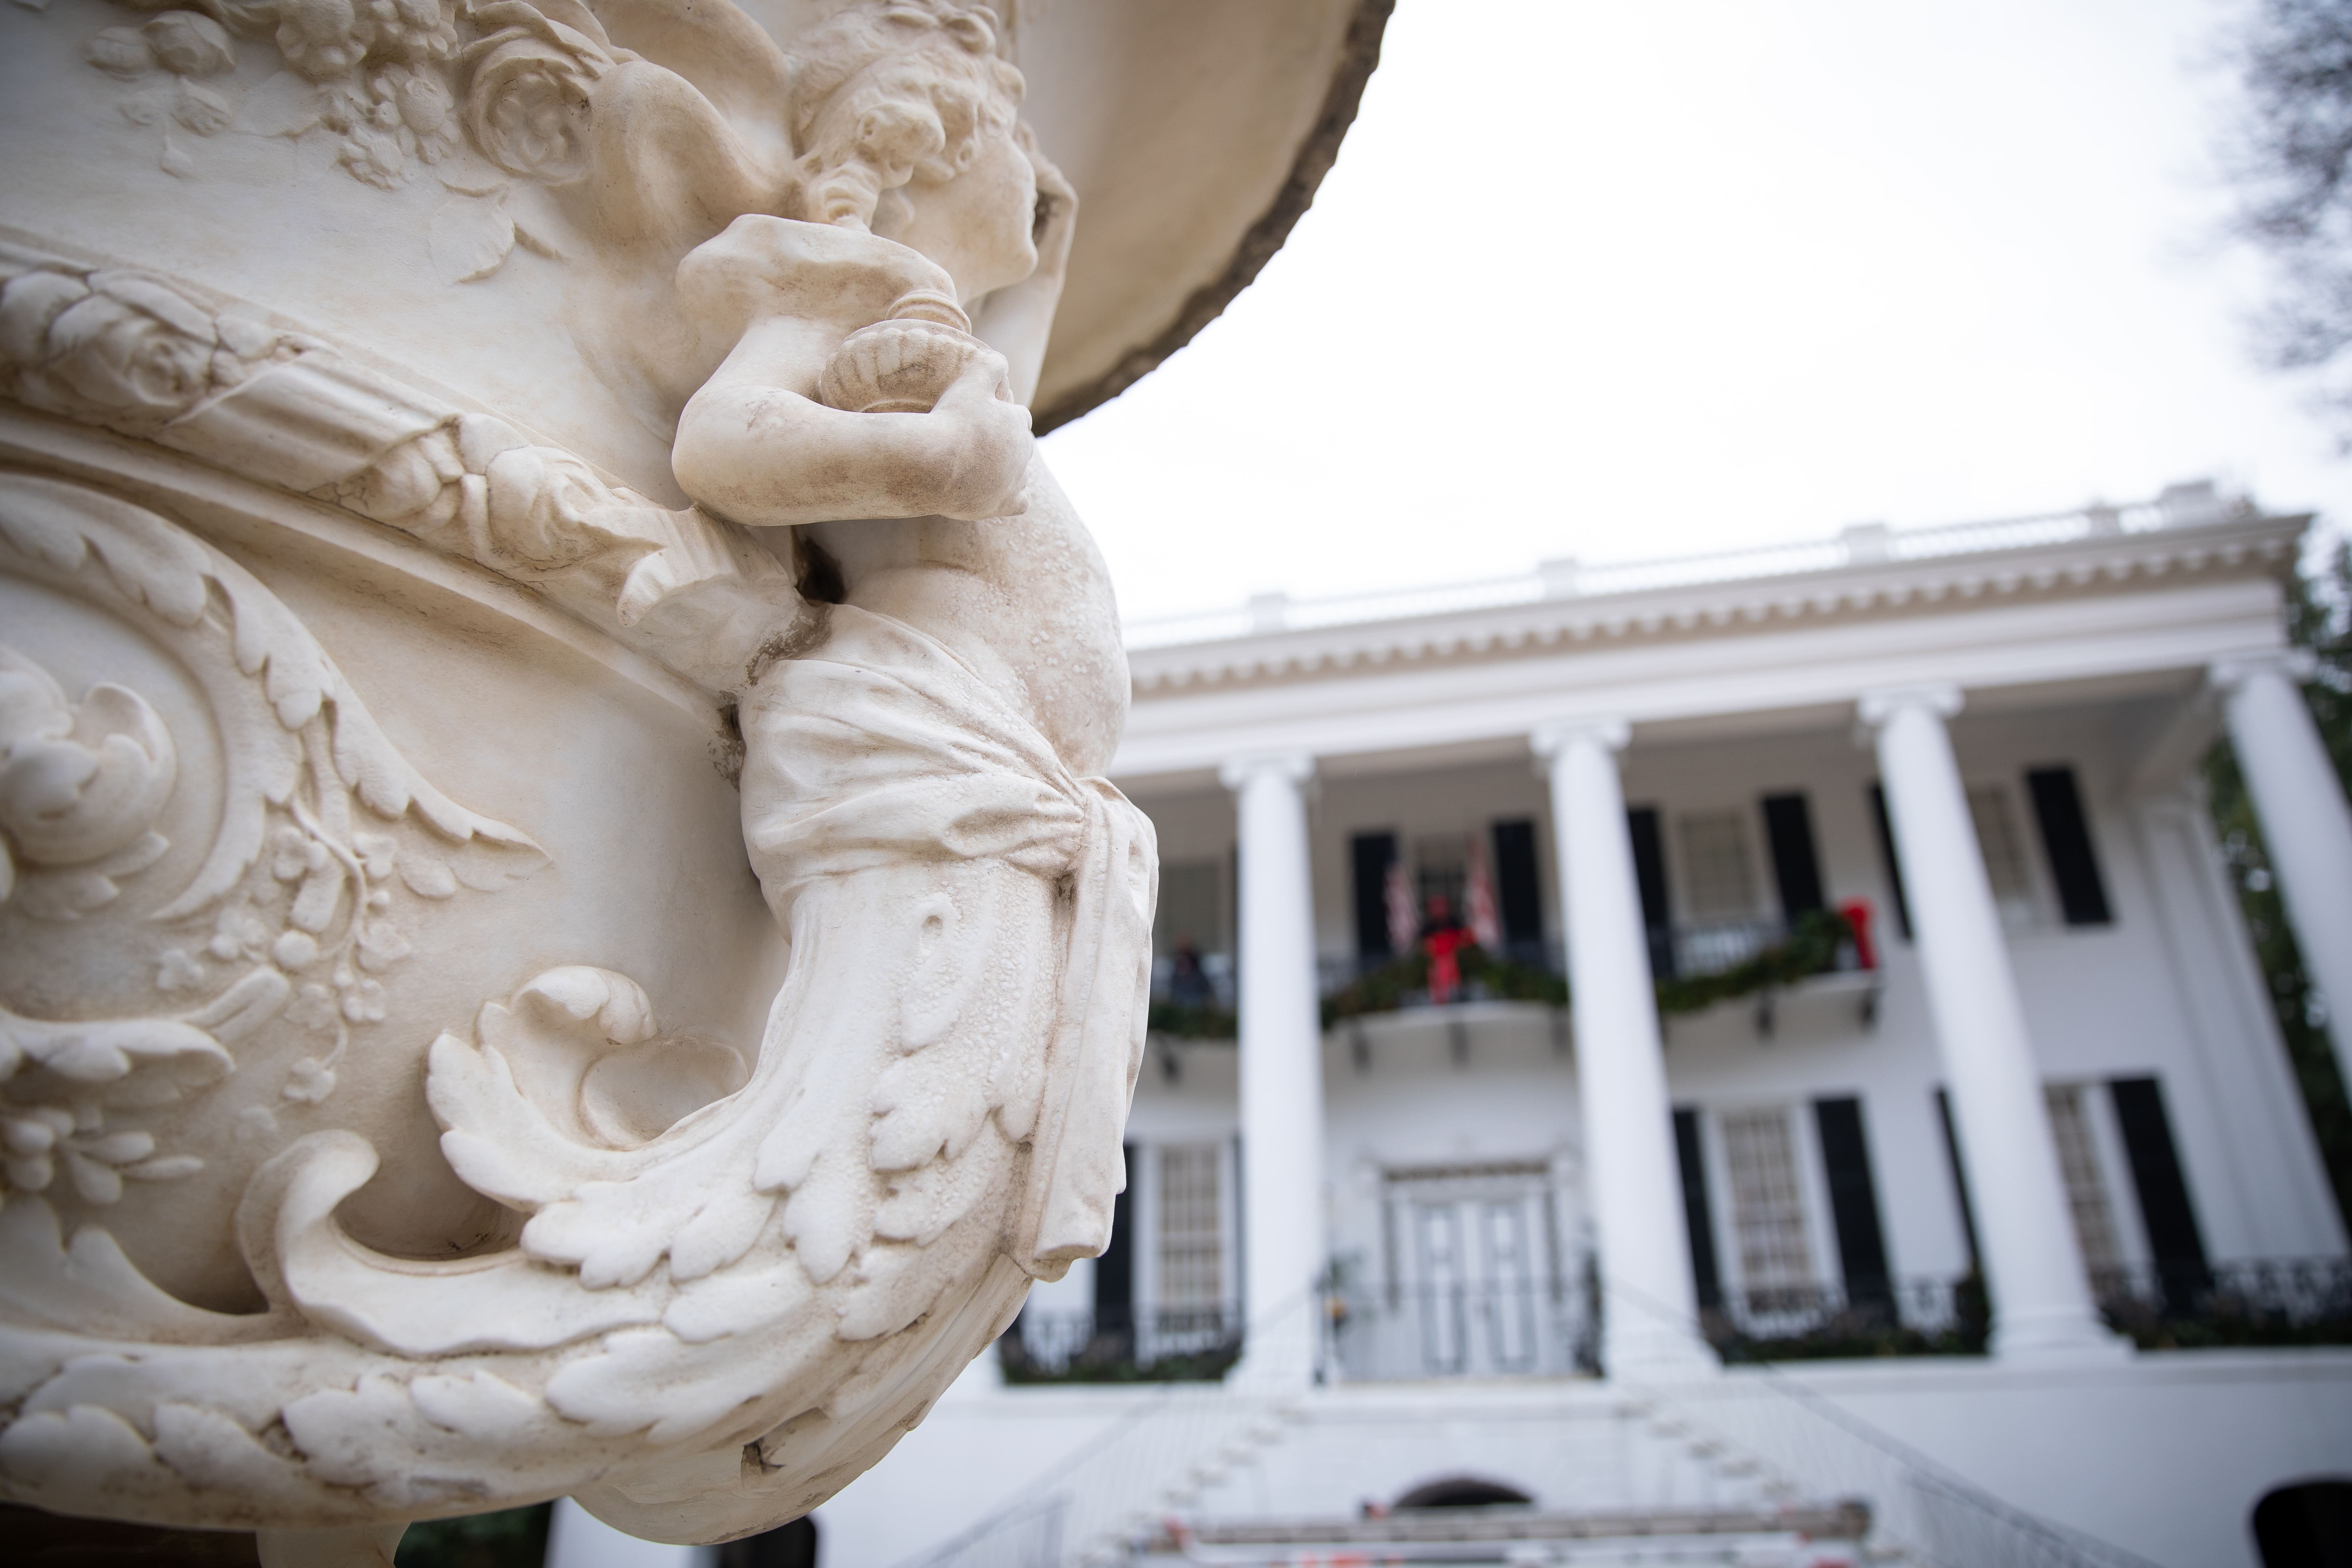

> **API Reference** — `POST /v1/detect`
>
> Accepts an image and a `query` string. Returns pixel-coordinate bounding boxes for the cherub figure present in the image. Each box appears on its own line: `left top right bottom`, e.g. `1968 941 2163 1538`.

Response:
648 0 1153 1315
672 0 1126 780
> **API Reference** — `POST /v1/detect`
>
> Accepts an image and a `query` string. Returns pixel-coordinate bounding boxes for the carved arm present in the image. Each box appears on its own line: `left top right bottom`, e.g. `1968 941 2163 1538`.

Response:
671 316 1033 526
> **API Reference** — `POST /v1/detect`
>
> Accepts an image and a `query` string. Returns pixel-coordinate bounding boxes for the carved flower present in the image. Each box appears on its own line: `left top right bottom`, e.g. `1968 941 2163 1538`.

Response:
461 20 610 183
209 902 271 961
84 27 159 76
270 824 323 880
274 0 366 77
336 123 410 188
354 832 398 881
338 976 388 1023
0 649 177 883
10 273 220 430
274 0 455 78
289 981 340 1031
483 444 625 570
155 947 206 993
282 1056 336 1101
143 11 237 75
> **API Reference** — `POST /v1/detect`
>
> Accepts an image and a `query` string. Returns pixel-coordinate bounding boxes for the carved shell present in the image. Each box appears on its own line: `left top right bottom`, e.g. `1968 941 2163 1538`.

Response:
817 318 989 414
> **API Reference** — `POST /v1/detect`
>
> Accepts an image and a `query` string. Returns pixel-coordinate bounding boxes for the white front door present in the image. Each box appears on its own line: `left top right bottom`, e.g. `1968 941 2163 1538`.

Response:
1385 1163 1565 1378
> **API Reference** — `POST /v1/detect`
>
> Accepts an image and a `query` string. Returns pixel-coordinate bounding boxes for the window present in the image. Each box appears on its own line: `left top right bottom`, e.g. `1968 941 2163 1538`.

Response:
1967 784 2038 930
1412 833 1469 923
2025 766 2113 926
1720 1108 1814 1295
1156 1144 1223 1308
1350 832 1399 959
1153 859 1224 962
1677 810 1758 919
2044 1085 2123 1280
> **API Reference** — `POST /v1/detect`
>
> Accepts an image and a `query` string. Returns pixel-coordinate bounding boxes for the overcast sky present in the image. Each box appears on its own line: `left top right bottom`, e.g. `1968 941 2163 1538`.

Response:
1038 0 2349 626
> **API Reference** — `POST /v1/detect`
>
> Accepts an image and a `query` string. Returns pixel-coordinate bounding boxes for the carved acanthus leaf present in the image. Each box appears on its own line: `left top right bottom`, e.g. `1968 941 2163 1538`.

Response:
0 476 542 1161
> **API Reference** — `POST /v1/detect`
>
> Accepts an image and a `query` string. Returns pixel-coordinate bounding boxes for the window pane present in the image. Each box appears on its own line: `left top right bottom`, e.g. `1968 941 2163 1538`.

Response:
1968 785 2037 930
1153 860 1224 961
1413 833 1469 924
1720 1108 1813 1293
1157 1144 1223 1307
2045 1085 2124 1279
1676 810 1759 920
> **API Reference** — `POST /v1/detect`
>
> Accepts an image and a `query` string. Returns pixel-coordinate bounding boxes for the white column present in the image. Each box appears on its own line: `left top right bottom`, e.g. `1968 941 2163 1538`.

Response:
1532 719 1714 1380
1860 685 2127 1363
2214 652 2352 1096
1220 751 1325 1386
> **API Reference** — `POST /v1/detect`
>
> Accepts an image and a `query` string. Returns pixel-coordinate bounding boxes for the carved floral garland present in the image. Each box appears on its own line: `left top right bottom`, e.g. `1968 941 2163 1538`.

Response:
72 0 623 240
0 242 800 693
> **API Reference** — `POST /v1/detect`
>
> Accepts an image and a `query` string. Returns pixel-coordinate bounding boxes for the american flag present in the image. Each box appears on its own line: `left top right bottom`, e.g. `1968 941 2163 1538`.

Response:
1465 834 1503 951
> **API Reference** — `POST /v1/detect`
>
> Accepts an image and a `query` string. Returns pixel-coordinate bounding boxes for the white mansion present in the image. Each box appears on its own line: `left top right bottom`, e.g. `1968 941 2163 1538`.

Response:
713 486 2352 1567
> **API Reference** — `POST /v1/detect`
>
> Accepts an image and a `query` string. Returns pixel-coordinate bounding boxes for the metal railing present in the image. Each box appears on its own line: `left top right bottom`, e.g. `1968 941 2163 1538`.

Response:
1000 1303 1245 1384
1703 1275 1989 1362
1123 484 2239 650
2094 1255 2352 1347
1700 1257 2352 1359
1328 1277 1598 1382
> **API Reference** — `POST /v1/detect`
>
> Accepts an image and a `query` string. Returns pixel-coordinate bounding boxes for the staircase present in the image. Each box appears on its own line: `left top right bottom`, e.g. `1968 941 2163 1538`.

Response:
905 1379 1886 1568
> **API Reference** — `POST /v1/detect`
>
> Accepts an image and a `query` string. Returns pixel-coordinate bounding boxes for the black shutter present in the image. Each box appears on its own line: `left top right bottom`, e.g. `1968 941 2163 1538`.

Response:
1492 818 1544 958
1813 1098 1892 1310
1626 806 1676 980
1934 1088 1980 1271
2110 1078 2211 1311
1672 1108 1722 1310
1868 783 1913 940
1350 832 1397 961
1762 792 1826 920
2026 766 2113 926
1095 1143 1134 1314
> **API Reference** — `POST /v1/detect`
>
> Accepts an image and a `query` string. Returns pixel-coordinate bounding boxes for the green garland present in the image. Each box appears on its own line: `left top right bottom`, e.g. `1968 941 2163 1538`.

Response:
1145 908 1856 1042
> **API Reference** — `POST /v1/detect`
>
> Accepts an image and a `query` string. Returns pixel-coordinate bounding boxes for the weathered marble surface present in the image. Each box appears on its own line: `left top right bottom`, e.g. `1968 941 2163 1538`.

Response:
0 0 1404 1554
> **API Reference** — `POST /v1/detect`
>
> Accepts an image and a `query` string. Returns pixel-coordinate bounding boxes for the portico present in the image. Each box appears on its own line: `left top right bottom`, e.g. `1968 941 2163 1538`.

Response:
1085 487 2348 1383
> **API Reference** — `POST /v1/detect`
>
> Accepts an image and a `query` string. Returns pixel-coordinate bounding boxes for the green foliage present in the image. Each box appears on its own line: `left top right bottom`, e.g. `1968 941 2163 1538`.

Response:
2225 0 2352 423
1320 943 1568 1031
395 1505 552 1568
999 1341 1241 1385
1652 908 1852 1017
1148 910 1856 1043
2202 539 2352 1230
1145 997 1240 1040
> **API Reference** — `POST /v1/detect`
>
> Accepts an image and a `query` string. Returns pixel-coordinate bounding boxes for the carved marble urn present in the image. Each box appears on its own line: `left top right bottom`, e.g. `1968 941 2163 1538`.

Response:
0 0 1383 1556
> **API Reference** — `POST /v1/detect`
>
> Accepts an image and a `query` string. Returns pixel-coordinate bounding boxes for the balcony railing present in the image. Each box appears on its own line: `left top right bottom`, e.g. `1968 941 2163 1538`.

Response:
998 1302 1242 1384
1328 1277 1600 1381
1701 1257 2352 1362
2094 1256 2352 1349
1704 1276 1990 1362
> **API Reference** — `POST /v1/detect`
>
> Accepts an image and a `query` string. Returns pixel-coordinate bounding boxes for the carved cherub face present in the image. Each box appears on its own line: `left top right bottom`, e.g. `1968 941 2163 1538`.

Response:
868 115 1038 303
788 2 1040 303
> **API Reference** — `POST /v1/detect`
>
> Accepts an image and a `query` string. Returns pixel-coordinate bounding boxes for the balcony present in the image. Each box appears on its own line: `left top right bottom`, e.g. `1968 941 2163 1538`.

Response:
999 1302 1243 1384
1699 1256 2352 1362
2095 1256 2352 1350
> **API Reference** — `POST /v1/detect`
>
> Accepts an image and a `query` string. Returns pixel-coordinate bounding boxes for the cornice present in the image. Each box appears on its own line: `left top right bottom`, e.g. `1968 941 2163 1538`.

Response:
1127 514 2308 699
